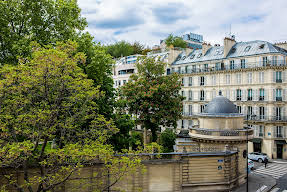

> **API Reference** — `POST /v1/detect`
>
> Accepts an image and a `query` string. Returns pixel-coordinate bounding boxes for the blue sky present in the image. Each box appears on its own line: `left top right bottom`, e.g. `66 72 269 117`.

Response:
78 0 287 47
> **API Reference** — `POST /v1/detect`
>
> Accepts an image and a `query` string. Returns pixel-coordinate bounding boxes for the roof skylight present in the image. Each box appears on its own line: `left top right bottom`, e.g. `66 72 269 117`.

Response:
244 46 251 52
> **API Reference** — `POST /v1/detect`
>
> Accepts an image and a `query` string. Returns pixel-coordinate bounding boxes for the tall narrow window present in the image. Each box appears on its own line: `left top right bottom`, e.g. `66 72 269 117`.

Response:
262 56 268 66
248 89 253 101
259 89 265 101
276 126 283 138
259 125 264 137
247 73 252 84
236 74 242 84
188 90 192 101
259 72 264 83
225 74 230 85
276 88 282 101
247 106 253 120
189 77 192 86
200 76 205 86
276 71 282 83
200 90 205 101
188 105 192 116
259 106 265 119
236 89 242 100
230 60 235 70
215 63 220 71
237 106 242 113
272 56 278 66
204 64 208 72
276 107 282 120
200 105 205 113
241 59 246 69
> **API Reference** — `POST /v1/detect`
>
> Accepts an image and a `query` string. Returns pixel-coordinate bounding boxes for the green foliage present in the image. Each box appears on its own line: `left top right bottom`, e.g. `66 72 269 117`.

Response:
110 114 135 151
164 34 187 48
105 41 146 58
159 129 176 153
120 56 183 142
76 32 115 118
130 131 143 150
0 0 87 65
0 42 142 192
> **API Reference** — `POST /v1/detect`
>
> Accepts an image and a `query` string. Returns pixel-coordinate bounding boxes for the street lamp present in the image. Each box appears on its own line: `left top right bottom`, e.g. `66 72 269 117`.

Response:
245 126 250 192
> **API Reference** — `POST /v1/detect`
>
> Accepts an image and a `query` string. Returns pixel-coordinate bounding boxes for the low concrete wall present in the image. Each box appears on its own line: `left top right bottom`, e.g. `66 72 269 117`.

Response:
1 152 244 192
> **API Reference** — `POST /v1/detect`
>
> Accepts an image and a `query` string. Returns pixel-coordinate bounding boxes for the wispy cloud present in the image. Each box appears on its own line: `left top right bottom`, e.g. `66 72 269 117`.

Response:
78 0 287 46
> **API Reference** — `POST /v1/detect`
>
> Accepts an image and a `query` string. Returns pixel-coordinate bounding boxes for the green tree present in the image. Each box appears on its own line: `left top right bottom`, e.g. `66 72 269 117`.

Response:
159 129 177 153
164 34 187 48
76 32 115 119
120 56 183 143
0 0 87 65
0 42 142 192
106 41 134 58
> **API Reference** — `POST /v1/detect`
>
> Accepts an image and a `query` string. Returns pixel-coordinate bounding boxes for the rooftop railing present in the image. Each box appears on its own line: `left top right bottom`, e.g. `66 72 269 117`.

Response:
189 127 253 139
171 60 287 74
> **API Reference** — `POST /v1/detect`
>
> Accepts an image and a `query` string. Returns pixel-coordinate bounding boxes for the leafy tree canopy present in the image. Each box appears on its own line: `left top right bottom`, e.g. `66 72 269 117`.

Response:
76 32 115 119
105 41 147 58
164 34 187 48
0 0 87 65
120 56 183 142
0 42 142 192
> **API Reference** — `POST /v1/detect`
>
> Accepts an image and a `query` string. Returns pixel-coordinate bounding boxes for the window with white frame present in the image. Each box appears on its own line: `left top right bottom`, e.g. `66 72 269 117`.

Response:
200 90 205 101
247 73 252 84
236 73 241 84
241 59 246 68
226 89 230 99
262 56 268 66
200 76 205 86
225 74 231 85
212 75 216 86
188 90 192 100
259 72 264 83
230 60 235 69
259 89 265 100
259 106 265 119
189 77 192 86
200 105 205 113
272 56 278 66
259 125 264 137
188 105 192 116
237 106 242 113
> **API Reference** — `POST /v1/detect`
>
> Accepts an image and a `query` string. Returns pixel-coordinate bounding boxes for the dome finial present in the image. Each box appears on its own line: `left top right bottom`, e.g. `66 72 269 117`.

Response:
219 90 222 96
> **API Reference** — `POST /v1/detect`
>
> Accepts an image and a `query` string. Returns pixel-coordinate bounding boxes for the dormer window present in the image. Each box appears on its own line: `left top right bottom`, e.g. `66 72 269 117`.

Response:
190 54 195 59
259 44 265 49
181 56 186 60
197 53 202 58
231 47 236 53
244 46 251 52
176 56 181 61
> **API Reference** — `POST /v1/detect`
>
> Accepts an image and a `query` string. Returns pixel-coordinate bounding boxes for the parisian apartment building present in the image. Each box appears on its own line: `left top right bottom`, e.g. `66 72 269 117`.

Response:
172 36 287 160
112 33 287 160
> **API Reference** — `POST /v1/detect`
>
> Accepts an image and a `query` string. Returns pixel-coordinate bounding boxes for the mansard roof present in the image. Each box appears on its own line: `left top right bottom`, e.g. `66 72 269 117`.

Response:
172 40 287 65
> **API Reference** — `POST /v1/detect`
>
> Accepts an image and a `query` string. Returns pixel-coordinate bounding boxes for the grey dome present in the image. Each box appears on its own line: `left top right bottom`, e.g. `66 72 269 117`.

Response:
203 95 238 114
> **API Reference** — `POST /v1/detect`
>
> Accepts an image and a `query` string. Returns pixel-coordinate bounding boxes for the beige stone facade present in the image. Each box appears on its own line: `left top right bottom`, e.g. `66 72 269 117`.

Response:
172 38 287 159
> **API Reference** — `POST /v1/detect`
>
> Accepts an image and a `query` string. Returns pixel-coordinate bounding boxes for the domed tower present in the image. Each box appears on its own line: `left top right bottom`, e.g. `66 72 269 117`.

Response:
188 91 253 183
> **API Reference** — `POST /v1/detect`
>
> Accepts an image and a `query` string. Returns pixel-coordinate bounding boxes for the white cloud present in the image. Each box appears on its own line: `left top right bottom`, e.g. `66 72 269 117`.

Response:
78 0 287 46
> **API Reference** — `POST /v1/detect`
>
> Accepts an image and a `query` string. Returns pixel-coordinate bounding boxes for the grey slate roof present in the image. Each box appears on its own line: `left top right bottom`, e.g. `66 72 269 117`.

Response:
172 40 287 65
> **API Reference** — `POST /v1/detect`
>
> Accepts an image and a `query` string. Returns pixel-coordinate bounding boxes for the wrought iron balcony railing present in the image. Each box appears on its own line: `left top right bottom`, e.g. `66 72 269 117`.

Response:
171 60 287 75
245 115 287 122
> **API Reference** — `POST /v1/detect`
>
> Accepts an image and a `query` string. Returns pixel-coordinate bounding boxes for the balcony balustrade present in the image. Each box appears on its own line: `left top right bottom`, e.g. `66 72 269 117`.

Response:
171 60 287 75
189 127 253 141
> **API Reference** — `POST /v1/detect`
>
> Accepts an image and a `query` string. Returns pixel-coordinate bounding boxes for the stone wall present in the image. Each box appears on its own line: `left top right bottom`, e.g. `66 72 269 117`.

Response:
1 152 243 192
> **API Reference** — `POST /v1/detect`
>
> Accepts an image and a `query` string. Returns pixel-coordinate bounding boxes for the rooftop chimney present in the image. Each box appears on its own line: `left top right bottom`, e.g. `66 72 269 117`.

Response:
202 42 212 56
223 37 236 57
274 41 287 51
